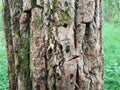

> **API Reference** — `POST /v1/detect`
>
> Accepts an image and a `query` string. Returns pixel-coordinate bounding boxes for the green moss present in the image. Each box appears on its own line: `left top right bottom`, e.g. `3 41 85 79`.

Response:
19 40 29 68
30 0 37 8
58 10 71 26
46 1 51 16
15 0 23 13
52 0 58 12
34 15 42 25
16 29 21 36
19 39 32 89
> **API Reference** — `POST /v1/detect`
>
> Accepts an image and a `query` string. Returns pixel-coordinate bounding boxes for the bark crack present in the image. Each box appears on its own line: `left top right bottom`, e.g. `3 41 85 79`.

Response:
19 8 33 90
44 53 49 90
75 64 80 90
74 0 79 49
67 55 80 62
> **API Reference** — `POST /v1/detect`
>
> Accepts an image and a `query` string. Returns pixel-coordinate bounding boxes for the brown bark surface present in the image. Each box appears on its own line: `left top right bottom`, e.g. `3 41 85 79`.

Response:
3 0 103 90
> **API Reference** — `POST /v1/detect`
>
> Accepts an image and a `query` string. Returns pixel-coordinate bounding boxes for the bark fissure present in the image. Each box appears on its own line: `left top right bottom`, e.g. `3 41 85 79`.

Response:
74 0 79 49
44 53 49 90
20 10 32 90
67 55 80 62
75 65 80 90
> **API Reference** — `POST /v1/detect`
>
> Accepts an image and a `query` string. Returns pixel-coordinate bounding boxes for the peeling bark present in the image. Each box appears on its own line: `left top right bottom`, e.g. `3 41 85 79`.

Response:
3 0 103 90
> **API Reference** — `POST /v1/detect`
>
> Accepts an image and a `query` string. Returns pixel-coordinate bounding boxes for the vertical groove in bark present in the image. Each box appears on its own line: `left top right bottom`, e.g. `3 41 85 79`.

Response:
19 10 32 90
3 0 17 89
44 52 49 90
7 0 32 89
74 0 80 90
75 65 80 90
74 0 103 90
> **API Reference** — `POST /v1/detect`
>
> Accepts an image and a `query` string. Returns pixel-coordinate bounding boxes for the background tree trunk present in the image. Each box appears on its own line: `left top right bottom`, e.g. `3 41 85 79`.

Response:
3 0 103 90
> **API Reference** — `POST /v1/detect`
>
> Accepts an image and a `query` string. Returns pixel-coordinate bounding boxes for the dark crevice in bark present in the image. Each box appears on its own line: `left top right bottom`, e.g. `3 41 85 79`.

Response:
83 22 91 54
70 74 74 80
65 42 70 53
18 8 32 90
44 51 49 90
99 0 103 55
82 22 92 90
89 71 96 76
94 0 98 25
63 23 68 28
75 65 80 90
84 22 91 42
36 85 40 90
23 8 32 13
25 10 33 90
67 55 79 62
53 65 57 90
99 30 103 54
74 0 79 49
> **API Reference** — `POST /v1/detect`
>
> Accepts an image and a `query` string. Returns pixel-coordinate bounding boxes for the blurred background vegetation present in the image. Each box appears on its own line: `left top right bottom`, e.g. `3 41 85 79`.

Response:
0 0 9 90
0 0 120 90
103 0 120 90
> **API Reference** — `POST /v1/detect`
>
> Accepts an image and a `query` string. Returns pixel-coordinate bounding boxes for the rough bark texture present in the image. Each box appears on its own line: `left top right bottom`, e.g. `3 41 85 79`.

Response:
3 0 17 89
3 0 103 90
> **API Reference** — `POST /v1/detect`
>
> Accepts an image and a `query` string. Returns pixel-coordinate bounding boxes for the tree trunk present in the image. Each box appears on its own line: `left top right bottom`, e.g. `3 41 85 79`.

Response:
3 0 103 90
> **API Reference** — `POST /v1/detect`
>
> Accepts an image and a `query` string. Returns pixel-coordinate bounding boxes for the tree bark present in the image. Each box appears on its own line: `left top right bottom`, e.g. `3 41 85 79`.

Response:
3 0 17 89
3 0 103 90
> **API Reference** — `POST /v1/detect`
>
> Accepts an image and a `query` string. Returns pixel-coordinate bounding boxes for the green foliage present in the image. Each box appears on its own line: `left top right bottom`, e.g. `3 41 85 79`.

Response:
0 1 9 89
0 31 9 90
34 13 43 25
103 0 120 90
52 0 58 12
30 0 37 8
104 0 120 22
103 22 120 90
58 7 71 26
103 1 120 89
